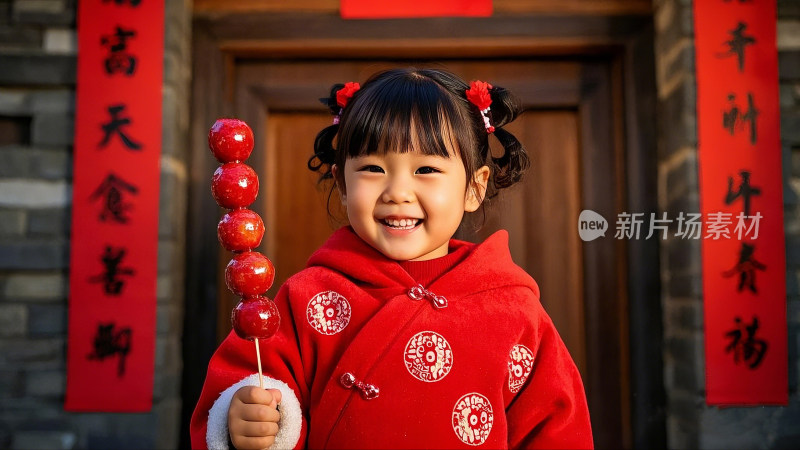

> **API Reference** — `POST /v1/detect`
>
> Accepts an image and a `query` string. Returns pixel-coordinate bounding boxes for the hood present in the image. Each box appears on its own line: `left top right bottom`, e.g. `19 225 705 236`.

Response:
306 227 539 300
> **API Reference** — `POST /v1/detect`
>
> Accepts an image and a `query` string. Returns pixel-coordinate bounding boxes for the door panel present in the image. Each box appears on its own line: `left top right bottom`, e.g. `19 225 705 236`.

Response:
465 111 586 378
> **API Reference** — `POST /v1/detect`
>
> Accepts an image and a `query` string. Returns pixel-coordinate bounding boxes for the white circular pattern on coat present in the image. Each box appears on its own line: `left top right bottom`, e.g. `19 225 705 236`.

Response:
403 331 453 382
452 392 494 446
306 291 351 335
507 344 534 393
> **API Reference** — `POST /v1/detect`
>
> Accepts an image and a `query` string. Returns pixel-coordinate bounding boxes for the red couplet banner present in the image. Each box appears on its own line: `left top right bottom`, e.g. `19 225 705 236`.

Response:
341 0 491 19
65 0 163 411
694 0 787 405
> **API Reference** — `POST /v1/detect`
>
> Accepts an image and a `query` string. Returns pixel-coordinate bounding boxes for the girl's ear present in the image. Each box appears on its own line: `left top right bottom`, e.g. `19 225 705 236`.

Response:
332 164 346 201
464 165 491 212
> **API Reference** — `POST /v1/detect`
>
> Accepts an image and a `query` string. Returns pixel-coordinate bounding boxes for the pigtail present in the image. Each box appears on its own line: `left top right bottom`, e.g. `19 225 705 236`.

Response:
308 84 346 181
482 84 530 190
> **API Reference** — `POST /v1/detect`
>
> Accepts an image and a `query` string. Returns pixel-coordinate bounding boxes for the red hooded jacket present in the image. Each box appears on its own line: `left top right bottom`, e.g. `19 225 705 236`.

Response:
191 227 593 449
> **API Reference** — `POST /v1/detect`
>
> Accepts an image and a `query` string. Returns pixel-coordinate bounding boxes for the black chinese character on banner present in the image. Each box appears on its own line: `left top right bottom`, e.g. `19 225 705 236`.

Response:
87 323 132 377
101 26 137 76
723 92 759 145
89 173 139 224
722 242 766 293
103 0 141 6
724 316 767 369
99 104 142 151
725 170 761 216
718 22 755 72
88 245 136 295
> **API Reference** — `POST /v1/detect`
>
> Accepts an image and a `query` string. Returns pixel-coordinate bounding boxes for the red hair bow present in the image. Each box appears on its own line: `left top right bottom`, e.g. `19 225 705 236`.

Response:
336 82 361 108
466 80 495 133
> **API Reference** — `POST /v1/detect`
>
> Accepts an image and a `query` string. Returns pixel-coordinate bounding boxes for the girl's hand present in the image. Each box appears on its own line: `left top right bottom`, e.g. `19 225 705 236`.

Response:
228 386 282 450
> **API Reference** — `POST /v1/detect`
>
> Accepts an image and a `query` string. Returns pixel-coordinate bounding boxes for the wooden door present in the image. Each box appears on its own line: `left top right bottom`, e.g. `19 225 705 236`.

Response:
211 59 629 447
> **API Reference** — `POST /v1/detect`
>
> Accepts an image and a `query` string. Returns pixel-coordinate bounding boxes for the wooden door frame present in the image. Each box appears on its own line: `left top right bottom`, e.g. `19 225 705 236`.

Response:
181 11 663 449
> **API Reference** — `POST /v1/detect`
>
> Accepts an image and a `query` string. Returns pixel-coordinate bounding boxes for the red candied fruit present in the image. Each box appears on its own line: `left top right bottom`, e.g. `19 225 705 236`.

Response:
231 296 280 340
225 251 275 297
211 162 259 209
208 118 254 163
218 209 265 252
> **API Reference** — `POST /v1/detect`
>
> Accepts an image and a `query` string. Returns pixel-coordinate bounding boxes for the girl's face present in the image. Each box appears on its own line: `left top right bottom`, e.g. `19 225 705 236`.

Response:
339 149 489 261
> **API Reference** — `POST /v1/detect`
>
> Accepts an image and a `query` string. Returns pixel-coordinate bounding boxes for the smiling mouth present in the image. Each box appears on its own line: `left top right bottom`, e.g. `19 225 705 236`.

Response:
381 218 422 230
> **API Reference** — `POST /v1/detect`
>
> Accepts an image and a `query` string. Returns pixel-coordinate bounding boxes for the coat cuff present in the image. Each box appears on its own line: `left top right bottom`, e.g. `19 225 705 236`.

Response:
206 373 303 450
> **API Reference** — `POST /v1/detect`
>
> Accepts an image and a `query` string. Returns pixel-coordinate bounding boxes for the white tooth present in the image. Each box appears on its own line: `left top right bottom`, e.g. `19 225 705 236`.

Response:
400 219 408 227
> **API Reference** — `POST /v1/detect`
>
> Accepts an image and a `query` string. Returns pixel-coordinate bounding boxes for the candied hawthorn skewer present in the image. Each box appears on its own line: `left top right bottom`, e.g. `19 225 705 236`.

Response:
209 118 279 389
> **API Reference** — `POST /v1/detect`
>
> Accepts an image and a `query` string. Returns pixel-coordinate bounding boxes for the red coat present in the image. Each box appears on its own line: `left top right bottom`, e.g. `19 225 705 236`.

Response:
191 227 593 449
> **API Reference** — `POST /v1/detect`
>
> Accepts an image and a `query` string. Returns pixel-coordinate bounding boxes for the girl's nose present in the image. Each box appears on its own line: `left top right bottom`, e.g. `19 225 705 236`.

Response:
381 175 415 203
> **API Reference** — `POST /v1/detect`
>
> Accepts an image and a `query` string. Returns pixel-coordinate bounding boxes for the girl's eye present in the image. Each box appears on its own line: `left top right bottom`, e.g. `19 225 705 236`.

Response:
359 165 385 173
416 166 441 174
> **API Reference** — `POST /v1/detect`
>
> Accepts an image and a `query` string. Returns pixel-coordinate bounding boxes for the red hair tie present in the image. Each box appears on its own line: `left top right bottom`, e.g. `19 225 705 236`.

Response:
466 80 495 133
333 82 360 124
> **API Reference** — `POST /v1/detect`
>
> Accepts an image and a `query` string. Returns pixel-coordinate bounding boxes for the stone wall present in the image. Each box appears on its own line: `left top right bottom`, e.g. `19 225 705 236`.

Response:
654 0 800 447
0 0 191 448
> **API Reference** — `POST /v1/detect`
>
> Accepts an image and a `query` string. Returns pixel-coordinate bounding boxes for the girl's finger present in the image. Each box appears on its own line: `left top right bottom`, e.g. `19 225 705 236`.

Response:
240 420 280 437
239 404 281 423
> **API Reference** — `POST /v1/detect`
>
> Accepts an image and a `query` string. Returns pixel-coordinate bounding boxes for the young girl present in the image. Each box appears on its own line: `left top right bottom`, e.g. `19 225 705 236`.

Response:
191 68 593 449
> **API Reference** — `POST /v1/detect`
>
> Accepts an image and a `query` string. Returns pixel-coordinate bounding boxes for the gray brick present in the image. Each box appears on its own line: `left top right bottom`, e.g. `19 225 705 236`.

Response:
156 274 171 302
666 236 701 273
154 336 180 371
31 90 73 114
0 89 73 116
157 240 177 275
788 234 800 267
664 298 703 331
0 241 69 270
4 273 67 300
0 54 76 85
12 0 74 26
0 24 42 49
0 179 69 208
0 147 71 179
657 81 697 161
12 431 76 450
154 398 181 449
790 299 800 324
791 146 800 178
788 271 800 298
158 169 186 238
31 113 73 146
28 304 65 336
0 338 63 365
0 88 32 115
654 0 693 58
665 151 698 206
156 303 182 335
665 193 700 232
152 370 180 401
43 28 75 54
0 370 23 398
28 207 70 236
0 209 26 236
780 0 800 19
0 147 30 177
0 304 27 337
780 51 800 81
24 369 64 397
699 407 775 449
781 108 800 144
781 84 799 108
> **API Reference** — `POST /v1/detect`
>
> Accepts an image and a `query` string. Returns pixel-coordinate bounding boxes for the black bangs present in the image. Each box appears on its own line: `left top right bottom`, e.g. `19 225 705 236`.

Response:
337 71 472 159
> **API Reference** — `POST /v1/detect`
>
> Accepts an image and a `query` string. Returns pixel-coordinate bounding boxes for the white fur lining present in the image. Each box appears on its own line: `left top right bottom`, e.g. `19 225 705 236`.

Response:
206 373 302 450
